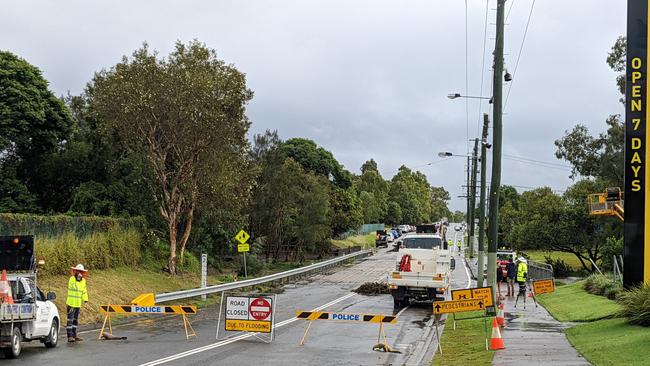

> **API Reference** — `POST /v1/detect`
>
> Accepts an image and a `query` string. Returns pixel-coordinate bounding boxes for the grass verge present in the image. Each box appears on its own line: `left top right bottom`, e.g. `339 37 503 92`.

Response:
566 318 650 366
524 250 584 271
331 233 375 249
431 311 495 366
537 281 619 322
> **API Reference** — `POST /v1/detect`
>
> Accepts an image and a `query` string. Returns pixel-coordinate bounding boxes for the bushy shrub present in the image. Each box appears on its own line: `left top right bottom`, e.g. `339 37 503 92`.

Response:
239 254 265 277
583 274 623 300
544 256 572 278
0 213 146 237
617 285 650 326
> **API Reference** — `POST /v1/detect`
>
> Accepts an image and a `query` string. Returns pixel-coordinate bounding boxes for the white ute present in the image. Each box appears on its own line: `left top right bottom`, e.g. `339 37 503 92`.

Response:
1 236 60 359
388 228 455 307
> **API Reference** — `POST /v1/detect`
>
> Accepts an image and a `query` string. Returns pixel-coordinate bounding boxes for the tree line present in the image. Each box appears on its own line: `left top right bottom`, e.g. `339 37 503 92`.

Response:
0 40 453 274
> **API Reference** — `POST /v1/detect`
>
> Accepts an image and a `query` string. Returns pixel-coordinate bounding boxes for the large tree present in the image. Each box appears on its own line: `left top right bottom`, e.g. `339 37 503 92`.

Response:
87 41 253 274
0 51 74 212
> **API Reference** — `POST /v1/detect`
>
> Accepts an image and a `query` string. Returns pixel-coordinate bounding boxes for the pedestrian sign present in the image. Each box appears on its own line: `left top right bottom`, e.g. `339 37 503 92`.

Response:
532 279 555 295
237 243 250 253
433 299 485 314
235 230 250 244
451 286 494 307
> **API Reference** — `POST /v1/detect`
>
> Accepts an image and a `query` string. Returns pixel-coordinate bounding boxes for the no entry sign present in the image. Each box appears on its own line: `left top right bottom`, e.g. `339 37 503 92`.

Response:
249 298 272 321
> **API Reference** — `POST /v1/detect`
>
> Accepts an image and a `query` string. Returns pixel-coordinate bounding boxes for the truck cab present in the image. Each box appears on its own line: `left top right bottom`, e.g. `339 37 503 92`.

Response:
1 235 60 359
387 233 455 307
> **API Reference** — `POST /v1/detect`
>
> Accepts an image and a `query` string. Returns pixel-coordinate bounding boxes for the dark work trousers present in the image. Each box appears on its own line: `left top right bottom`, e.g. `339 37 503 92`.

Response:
66 306 80 338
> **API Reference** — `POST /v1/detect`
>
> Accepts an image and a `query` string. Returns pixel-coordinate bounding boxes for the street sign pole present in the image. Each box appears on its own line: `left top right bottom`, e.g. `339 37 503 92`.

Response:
243 251 248 279
201 253 207 300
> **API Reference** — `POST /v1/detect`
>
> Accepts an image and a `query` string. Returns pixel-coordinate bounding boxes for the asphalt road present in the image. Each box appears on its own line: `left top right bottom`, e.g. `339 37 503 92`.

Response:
3 231 469 366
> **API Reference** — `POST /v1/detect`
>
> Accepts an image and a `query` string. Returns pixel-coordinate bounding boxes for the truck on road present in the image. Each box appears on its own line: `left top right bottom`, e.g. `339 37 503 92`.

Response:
388 226 455 307
1 236 60 359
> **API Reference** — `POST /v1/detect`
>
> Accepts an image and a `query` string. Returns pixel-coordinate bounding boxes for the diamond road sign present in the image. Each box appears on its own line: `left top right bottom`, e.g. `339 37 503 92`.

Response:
235 230 250 244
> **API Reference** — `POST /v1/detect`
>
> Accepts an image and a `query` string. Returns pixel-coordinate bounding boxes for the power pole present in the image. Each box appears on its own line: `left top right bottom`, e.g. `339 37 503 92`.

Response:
466 156 471 248
477 114 490 286
469 139 479 258
487 0 506 298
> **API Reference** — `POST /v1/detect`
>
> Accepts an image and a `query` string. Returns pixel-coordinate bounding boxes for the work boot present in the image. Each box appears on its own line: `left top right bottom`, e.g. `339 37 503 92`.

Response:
67 338 76 343
74 336 84 342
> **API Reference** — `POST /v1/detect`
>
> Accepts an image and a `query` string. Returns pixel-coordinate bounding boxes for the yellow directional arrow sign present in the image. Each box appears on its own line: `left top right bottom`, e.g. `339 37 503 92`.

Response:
235 229 250 244
433 299 485 314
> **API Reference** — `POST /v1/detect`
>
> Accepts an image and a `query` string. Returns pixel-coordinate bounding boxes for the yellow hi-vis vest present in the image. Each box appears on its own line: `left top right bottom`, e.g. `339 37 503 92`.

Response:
66 276 88 308
517 262 528 282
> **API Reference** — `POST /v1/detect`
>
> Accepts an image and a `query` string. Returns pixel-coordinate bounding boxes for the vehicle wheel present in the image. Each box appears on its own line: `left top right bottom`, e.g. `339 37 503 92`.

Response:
3 327 22 359
44 318 59 348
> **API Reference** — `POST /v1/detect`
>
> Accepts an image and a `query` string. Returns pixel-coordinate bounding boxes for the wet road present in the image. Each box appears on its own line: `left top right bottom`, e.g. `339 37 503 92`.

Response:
3 237 470 366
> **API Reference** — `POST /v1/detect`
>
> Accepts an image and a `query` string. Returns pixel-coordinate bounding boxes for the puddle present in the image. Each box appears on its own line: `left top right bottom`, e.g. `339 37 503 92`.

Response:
504 313 569 333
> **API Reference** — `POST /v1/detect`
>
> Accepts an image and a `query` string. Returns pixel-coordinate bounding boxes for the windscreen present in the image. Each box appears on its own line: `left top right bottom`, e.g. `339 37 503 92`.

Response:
497 253 513 261
403 237 442 249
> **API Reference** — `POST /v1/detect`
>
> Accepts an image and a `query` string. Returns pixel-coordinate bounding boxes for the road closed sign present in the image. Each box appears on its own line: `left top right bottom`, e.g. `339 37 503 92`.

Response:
225 296 274 333
532 279 555 295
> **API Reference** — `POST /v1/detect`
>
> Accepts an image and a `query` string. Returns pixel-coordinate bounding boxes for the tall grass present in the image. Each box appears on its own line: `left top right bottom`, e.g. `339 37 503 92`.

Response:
617 285 650 326
583 274 623 300
36 228 143 275
0 213 146 237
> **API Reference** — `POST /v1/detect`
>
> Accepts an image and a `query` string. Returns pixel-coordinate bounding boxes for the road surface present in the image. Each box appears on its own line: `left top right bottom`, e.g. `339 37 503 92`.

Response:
3 231 469 365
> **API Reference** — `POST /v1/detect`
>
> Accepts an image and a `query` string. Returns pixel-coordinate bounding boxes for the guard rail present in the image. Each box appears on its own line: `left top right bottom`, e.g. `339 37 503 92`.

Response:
155 249 372 303
528 260 554 280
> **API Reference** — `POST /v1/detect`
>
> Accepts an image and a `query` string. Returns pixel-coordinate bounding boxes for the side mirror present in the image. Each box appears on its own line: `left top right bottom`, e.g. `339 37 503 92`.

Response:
47 292 56 301
450 258 456 270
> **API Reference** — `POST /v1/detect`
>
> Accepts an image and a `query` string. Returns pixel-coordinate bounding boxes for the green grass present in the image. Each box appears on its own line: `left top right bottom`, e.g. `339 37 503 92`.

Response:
524 250 584 271
431 311 495 366
537 281 620 322
567 318 650 366
331 233 375 249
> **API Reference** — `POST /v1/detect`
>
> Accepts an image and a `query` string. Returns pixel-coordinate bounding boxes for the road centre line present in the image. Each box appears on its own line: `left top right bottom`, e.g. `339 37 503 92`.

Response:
138 292 357 366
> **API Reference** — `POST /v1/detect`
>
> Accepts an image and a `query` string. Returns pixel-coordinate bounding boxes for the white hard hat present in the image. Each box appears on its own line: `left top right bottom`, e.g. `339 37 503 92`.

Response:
71 264 87 272
518 257 525 262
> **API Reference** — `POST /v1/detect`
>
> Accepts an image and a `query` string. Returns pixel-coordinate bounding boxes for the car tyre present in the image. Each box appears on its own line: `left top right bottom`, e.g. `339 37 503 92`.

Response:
44 318 59 348
3 326 22 359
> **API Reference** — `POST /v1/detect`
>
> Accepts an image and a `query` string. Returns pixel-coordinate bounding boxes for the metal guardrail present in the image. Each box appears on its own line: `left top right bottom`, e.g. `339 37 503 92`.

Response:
155 249 372 303
528 260 554 280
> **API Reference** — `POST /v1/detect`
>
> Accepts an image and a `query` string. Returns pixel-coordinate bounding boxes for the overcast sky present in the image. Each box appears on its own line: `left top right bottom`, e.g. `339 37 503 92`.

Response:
1 0 626 211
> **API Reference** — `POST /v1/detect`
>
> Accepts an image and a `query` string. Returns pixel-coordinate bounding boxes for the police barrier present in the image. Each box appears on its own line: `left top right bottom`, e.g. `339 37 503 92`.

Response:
294 310 398 352
99 293 197 340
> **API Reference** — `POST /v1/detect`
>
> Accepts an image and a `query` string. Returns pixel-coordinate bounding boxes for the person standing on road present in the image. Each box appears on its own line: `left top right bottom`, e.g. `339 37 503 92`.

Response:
506 258 517 296
66 264 89 343
516 257 528 287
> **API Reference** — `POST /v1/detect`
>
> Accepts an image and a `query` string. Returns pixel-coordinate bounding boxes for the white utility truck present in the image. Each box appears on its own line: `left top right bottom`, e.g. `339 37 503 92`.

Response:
1 235 60 359
388 224 455 307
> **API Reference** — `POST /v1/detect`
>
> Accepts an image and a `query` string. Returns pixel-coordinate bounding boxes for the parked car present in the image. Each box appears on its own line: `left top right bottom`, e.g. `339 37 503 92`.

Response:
375 230 389 248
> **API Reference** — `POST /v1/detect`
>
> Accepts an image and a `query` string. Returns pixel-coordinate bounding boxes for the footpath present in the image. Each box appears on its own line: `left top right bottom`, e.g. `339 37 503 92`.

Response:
493 282 590 366
464 256 589 365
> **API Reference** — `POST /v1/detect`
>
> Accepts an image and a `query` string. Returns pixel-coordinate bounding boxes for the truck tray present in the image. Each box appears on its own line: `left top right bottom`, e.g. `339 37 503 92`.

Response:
0 303 36 322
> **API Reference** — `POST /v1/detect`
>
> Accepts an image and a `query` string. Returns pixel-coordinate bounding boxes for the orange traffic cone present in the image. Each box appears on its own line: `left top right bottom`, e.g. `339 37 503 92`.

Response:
496 303 505 327
490 317 505 350
0 269 14 304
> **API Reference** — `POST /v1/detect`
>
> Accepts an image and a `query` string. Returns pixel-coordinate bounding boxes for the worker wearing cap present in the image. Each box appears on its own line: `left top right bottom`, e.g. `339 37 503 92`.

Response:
66 264 88 342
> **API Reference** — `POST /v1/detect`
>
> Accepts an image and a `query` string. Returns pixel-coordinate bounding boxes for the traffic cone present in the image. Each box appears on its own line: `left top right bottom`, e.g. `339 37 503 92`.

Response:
490 317 505 350
0 269 14 304
496 303 505 327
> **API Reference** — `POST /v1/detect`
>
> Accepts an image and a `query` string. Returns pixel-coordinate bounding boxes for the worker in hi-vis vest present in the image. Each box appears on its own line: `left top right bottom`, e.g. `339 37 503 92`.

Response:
66 264 88 342
516 258 528 284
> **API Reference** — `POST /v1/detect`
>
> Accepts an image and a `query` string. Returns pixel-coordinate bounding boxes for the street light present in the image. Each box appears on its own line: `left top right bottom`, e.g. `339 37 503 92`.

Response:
438 151 472 158
447 93 493 103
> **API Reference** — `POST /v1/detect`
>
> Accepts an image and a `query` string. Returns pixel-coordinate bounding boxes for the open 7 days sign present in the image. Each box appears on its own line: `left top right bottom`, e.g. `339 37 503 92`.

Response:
225 296 274 333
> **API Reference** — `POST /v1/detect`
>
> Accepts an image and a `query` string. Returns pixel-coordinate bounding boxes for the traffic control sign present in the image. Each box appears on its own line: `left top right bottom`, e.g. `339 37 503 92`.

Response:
235 230 250 244
249 297 272 320
532 278 555 295
237 243 250 253
452 286 494 307
224 295 274 333
433 299 485 314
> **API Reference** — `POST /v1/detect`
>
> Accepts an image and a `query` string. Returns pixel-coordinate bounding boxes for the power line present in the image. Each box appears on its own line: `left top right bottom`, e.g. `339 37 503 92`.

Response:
505 0 516 21
476 0 490 137
503 156 572 171
504 0 536 110
464 1 470 148
503 154 572 168
412 159 449 169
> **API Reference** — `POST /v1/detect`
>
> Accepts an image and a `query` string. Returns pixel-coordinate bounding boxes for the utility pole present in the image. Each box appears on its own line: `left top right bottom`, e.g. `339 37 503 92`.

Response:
469 139 479 258
487 0 505 298
466 156 471 249
477 114 490 286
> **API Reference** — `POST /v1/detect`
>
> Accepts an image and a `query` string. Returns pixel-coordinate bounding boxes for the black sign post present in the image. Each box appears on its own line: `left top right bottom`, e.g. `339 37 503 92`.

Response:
625 0 649 287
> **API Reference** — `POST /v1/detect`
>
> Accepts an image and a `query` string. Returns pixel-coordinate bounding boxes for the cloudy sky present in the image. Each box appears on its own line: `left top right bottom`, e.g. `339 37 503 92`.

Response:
2 0 626 211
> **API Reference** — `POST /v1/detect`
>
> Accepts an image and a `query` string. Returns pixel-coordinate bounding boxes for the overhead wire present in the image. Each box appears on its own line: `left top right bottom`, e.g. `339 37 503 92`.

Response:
505 0 516 22
465 0 470 154
476 0 490 137
504 0 536 110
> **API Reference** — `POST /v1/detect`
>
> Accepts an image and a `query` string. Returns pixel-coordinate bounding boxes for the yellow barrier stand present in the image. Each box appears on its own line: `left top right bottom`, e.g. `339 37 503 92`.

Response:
99 293 197 340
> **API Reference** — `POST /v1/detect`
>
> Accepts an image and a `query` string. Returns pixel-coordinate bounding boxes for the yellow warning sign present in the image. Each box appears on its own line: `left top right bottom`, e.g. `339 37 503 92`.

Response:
451 286 493 307
237 243 250 253
433 299 485 314
225 319 271 333
533 279 555 295
235 230 250 244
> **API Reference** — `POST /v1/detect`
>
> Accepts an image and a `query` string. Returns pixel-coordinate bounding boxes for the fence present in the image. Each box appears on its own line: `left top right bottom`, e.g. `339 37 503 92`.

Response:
528 261 554 280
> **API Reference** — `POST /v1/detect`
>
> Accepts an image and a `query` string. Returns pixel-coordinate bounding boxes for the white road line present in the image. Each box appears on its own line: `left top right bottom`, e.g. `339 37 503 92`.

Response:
463 257 471 289
138 292 357 366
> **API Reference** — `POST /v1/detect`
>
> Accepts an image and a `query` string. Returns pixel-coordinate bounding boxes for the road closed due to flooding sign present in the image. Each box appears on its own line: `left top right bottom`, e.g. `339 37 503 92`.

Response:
225 296 274 333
